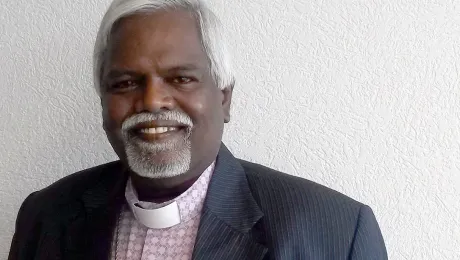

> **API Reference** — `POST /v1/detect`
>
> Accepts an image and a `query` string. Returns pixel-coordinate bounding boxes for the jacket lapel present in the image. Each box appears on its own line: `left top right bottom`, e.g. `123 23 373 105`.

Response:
192 144 268 260
64 162 128 260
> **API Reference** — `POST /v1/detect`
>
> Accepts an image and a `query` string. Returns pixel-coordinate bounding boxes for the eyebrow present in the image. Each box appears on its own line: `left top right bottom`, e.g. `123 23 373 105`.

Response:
105 64 204 79
164 64 203 73
105 70 141 79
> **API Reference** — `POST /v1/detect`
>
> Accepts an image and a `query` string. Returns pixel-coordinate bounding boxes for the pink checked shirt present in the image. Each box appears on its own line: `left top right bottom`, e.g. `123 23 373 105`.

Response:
111 163 215 260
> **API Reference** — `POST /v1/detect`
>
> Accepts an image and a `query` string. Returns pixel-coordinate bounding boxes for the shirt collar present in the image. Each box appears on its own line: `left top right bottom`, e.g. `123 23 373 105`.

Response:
125 162 215 229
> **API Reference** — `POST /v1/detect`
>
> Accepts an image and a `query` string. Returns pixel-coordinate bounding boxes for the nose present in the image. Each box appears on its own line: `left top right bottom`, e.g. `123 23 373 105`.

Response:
136 75 175 113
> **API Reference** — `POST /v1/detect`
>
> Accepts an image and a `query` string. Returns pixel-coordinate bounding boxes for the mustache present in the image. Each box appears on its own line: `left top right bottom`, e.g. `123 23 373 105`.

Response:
121 111 193 131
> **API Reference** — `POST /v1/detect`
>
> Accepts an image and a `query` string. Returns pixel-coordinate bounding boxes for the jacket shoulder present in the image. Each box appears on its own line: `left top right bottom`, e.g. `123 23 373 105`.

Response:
36 161 122 200
239 159 362 209
23 161 123 214
9 161 123 259
239 159 366 257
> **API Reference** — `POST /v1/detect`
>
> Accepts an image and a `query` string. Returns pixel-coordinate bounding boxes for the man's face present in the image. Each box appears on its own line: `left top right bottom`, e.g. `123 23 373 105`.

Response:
100 10 232 179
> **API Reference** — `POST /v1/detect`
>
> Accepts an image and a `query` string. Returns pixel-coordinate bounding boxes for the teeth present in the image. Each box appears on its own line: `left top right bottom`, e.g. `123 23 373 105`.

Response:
139 127 178 134
156 127 167 134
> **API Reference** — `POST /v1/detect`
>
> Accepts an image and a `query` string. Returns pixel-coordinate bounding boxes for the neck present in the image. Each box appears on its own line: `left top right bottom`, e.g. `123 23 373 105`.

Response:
129 159 212 203
131 173 200 203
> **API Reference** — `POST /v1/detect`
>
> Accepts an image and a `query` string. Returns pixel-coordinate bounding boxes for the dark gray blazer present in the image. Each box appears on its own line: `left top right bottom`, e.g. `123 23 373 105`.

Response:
9 144 387 260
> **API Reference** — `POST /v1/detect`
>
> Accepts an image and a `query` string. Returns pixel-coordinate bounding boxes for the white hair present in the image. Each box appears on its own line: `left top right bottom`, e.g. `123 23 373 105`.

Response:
93 0 234 95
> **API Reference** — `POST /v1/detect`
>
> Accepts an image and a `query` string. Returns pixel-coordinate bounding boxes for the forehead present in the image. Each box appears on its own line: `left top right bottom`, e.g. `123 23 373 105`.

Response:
106 10 208 70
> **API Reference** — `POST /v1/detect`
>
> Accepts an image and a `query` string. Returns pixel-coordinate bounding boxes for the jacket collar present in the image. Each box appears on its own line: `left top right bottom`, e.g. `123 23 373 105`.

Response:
74 162 128 259
81 162 128 212
192 144 267 260
202 144 263 231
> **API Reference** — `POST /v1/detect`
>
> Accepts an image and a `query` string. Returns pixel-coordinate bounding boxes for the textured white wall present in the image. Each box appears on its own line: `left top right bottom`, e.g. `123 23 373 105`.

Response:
1 0 459 259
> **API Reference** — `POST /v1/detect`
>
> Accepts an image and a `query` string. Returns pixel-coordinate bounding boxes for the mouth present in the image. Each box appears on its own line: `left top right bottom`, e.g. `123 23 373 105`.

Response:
128 121 189 142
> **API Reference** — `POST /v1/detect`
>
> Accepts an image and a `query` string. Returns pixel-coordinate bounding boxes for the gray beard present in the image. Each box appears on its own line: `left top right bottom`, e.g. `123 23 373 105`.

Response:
122 132 192 179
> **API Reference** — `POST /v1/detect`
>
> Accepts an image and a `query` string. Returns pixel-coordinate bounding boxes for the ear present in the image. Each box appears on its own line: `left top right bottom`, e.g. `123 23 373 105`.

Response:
222 83 234 123
100 97 109 132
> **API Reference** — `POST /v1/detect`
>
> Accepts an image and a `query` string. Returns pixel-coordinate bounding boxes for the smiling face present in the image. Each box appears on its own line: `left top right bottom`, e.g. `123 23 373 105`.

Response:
100 10 232 180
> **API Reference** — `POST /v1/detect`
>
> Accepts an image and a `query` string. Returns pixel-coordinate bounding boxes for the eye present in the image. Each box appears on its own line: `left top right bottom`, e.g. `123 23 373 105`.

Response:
170 76 194 85
109 80 139 91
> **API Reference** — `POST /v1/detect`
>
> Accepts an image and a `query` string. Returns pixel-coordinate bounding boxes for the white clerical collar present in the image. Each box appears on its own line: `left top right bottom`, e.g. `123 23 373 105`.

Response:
125 162 215 229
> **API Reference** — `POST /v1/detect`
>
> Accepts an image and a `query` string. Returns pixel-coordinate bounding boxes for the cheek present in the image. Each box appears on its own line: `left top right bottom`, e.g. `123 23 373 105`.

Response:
188 93 220 121
192 92 225 129
102 96 134 129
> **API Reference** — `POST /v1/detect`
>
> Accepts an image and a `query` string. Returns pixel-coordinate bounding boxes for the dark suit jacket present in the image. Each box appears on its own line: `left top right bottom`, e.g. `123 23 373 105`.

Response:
9 144 387 260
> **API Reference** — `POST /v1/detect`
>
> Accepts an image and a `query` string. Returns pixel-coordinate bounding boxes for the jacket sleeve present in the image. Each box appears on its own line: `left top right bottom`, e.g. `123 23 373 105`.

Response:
8 192 38 260
348 205 388 260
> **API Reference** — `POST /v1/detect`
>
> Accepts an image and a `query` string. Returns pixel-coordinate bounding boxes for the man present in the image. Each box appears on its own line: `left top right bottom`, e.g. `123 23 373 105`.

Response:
8 0 387 259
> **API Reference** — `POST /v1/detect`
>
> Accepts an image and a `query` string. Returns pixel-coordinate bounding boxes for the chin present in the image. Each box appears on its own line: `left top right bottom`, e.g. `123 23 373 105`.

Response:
125 142 192 179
